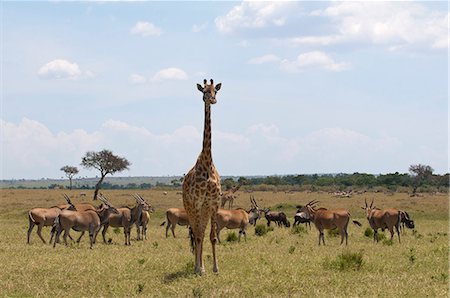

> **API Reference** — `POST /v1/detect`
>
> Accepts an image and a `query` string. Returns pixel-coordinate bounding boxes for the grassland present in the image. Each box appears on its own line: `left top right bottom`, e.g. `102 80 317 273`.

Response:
0 189 448 297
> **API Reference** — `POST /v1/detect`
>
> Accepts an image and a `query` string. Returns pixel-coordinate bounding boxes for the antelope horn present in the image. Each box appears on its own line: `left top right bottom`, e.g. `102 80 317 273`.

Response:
370 199 374 208
133 194 142 202
63 194 73 205
365 198 368 208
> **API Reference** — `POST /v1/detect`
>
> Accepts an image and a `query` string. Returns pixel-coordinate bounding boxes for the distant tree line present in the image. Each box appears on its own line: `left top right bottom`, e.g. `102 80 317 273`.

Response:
222 172 448 193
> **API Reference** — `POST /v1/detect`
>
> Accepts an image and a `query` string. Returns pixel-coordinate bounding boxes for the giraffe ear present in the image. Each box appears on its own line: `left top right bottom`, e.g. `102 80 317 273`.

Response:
197 84 203 92
215 83 222 91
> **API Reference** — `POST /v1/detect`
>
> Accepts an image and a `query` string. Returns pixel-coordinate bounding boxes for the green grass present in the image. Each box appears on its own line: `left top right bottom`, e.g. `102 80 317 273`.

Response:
0 189 448 297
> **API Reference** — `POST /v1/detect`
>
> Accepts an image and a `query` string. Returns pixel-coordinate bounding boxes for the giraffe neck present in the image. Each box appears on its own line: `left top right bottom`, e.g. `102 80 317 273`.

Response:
201 102 212 166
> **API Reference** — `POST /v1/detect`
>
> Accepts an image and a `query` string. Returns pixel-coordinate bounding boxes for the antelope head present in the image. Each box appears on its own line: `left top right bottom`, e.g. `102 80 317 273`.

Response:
98 193 119 215
134 194 153 212
361 198 375 218
63 194 76 211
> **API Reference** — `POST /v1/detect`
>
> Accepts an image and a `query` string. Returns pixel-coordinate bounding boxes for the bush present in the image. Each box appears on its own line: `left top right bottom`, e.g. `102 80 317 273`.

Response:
288 246 295 254
255 224 273 236
327 228 340 237
291 225 307 235
364 228 374 238
382 239 393 246
325 251 364 271
225 232 238 242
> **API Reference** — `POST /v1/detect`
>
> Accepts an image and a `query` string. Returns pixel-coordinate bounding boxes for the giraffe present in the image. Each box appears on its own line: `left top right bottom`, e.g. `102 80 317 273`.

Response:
220 182 243 209
182 79 222 275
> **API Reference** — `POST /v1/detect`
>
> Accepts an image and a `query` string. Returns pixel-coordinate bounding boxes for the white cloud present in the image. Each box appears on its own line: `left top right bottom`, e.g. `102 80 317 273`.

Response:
130 21 162 37
308 2 448 51
37 59 82 80
151 67 188 82
215 1 295 34
248 54 280 64
192 22 208 33
2 118 445 178
280 51 349 72
129 74 147 84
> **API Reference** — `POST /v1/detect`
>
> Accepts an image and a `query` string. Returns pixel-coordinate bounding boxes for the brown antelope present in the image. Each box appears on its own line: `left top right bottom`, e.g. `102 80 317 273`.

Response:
135 195 155 241
362 199 413 243
298 200 362 245
50 196 99 243
247 196 263 226
101 194 150 245
216 208 249 243
160 208 189 238
27 194 76 244
53 195 118 249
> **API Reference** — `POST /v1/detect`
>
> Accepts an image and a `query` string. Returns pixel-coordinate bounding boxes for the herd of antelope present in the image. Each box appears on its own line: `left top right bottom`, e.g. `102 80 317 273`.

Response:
27 193 415 248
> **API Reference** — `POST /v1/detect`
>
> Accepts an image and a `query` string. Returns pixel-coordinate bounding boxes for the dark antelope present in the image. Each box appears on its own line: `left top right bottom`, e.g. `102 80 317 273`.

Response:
293 207 311 229
263 208 290 227
247 196 263 226
298 200 362 245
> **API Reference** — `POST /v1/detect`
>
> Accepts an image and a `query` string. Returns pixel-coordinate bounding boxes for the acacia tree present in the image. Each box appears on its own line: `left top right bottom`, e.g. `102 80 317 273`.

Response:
60 166 79 190
409 164 434 195
81 149 131 200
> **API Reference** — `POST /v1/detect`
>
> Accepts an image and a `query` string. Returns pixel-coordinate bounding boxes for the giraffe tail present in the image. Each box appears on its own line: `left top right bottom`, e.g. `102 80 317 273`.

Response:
188 226 195 254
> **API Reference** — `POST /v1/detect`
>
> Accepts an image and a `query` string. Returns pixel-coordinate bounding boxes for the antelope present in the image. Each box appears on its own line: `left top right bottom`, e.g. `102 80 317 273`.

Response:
293 209 311 229
263 209 291 227
362 199 413 243
27 194 76 244
50 197 101 244
298 200 362 245
247 195 263 226
216 208 249 243
101 194 150 245
53 195 118 249
160 208 189 238
136 195 155 241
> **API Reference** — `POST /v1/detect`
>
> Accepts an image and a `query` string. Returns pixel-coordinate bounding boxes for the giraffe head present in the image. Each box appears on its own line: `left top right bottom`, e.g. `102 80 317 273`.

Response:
197 79 221 105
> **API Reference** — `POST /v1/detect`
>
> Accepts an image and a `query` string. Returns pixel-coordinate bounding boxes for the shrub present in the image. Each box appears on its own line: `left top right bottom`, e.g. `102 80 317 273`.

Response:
255 224 272 236
325 251 364 271
288 246 296 254
364 228 374 238
291 225 307 235
327 228 340 237
382 239 393 246
225 232 238 242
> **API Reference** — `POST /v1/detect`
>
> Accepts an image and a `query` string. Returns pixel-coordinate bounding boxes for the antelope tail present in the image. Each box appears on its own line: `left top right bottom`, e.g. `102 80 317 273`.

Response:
28 211 37 224
160 221 166 227
352 220 362 226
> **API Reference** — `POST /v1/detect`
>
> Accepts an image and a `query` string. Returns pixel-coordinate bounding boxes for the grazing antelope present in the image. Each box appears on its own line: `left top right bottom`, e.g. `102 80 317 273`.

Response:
101 194 150 245
298 200 362 245
53 195 118 249
160 208 189 238
216 208 249 243
293 209 311 230
362 199 413 243
400 211 415 231
27 194 76 244
263 209 291 227
247 196 263 226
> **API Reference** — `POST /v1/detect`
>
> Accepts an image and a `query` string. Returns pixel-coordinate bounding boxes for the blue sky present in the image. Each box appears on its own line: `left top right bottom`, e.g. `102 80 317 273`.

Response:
2 1 448 179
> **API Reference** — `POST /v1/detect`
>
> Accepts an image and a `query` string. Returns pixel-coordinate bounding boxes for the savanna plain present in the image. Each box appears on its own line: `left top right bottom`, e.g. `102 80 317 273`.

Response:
0 189 448 297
